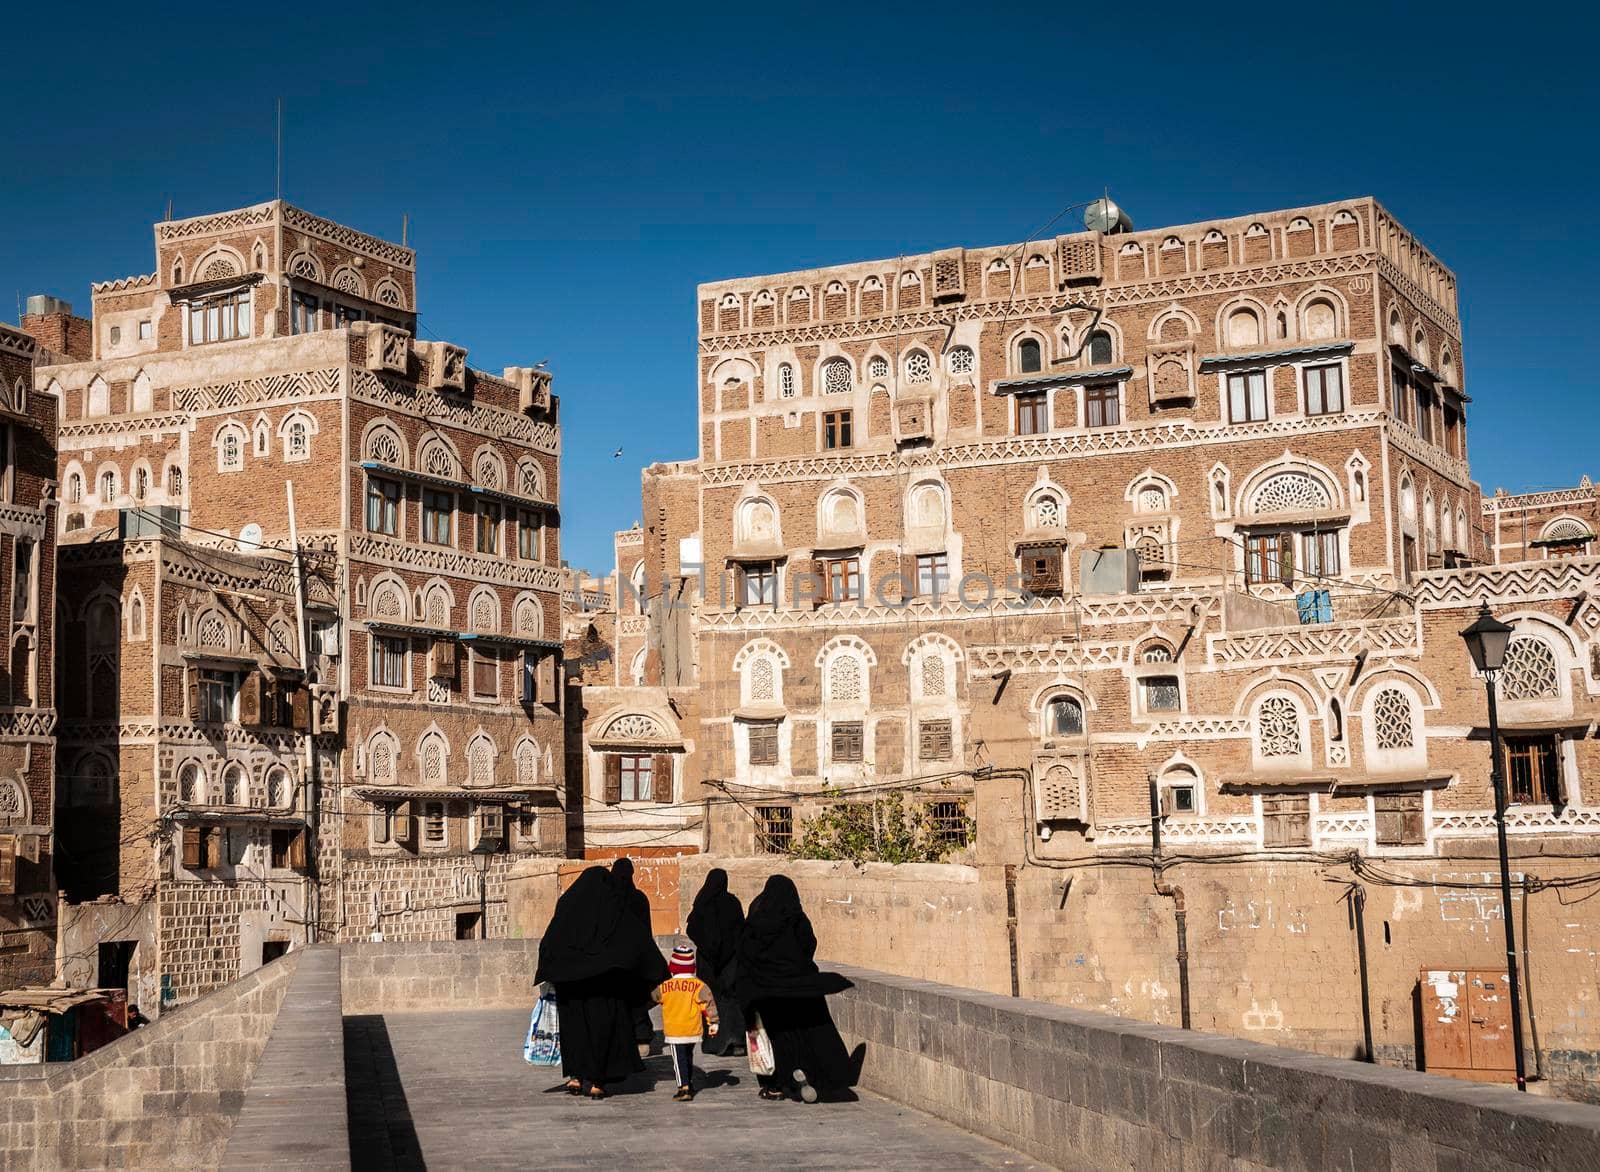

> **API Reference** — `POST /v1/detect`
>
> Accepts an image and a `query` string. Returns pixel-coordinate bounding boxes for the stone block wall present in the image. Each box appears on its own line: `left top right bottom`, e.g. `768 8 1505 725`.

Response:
341 938 537 1014
829 963 1600 1172
0 949 299 1170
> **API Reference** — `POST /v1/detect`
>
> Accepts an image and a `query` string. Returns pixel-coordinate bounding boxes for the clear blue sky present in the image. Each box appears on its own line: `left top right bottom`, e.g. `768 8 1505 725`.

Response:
4 3 1594 574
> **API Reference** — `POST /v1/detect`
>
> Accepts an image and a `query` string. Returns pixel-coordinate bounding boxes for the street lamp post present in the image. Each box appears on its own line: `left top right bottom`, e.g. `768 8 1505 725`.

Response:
1460 601 1528 1092
471 837 499 941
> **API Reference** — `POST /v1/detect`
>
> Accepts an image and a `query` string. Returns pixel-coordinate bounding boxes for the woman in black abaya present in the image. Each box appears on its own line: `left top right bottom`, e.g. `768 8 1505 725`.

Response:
736 875 855 1102
535 866 669 1098
610 858 658 1055
686 868 746 1056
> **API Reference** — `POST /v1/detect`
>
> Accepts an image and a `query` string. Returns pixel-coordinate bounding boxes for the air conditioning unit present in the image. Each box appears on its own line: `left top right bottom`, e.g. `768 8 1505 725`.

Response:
1078 547 1140 596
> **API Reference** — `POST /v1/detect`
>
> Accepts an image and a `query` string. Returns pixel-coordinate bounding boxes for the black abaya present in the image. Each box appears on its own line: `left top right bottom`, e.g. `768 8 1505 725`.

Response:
687 868 746 1055
536 867 669 1085
610 858 657 1049
737 875 855 1093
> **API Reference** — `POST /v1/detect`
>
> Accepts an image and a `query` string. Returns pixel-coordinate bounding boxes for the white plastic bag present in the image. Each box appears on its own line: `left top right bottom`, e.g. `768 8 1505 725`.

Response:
746 1013 775 1076
524 993 561 1066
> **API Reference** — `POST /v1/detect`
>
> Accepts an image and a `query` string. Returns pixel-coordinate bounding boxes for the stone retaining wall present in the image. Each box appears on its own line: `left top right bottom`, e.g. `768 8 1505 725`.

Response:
0 948 300 1170
829 962 1600 1171
341 938 537 1015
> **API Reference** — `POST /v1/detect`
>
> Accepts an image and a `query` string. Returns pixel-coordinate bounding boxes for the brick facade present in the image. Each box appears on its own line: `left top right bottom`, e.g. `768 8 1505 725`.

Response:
42 200 564 1006
0 324 59 988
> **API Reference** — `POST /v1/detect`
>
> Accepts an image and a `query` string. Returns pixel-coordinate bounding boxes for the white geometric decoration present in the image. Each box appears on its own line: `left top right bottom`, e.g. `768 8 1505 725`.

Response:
1371 688 1414 751
921 654 947 698
605 713 666 741
1257 695 1302 758
1500 638 1560 701
749 657 775 702
828 655 862 702
1252 473 1330 516
823 359 852 395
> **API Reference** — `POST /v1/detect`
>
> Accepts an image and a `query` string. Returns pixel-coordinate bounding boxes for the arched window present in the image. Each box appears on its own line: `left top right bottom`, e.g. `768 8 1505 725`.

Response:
907 482 946 531
1134 482 1167 513
67 473 82 504
1226 308 1262 349
221 764 245 807
904 350 932 384
1045 695 1084 737
947 347 974 376
219 427 243 472
1500 637 1560 701
827 654 863 703
133 467 148 500
1086 330 1113 366
1029 491 1064 530
287 419 309 460
1017 338 1043 374
747 656 776 703
1250 472 1330 516
1302 299 1337 341
168 466 183 496
253 419 270 457
920 653 948 699
1256 695 1303 759
822 358 852 395
100 470 116 501
268 768 293 809
179 763 203 805
87 376 110 417
778 363 796 399
868 356 890 380
1370 688 1416 751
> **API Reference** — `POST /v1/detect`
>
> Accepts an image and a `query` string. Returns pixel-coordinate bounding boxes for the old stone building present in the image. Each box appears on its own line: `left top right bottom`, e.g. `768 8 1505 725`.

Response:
1483 478 1598 564
0 323 59 988
566 197 1600 1093
42 199 564 1004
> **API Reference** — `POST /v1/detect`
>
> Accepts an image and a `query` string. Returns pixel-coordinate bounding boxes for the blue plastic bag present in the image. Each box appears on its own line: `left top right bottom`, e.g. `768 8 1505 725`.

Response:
523 993 561 1066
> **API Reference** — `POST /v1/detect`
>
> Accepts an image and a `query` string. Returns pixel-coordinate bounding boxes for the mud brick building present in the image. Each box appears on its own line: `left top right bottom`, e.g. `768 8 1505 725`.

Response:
564 198 1600 1092
0 324 59 988
1482 478 1598 564
40 200 564 1005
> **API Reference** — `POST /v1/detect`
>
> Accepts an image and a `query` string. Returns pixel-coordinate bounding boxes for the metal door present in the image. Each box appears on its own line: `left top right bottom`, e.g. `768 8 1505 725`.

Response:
1419 967 1516 1083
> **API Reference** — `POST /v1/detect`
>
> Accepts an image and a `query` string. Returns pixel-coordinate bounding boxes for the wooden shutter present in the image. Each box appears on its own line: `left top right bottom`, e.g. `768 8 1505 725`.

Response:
181 826 203 869
288 828 308 870
733 564 746 607
900 553 919 599
0 836 15 895
603 755 622 805
185 666 198 719
239 671 263 725
537 654 558 709
1374 792 1424 846
393 801 414 846
1261 794 1310 848
289 684 310 731
652 754 672 799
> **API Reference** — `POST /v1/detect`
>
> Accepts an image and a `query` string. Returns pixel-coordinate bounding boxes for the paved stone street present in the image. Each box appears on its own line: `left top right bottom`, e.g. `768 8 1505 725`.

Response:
346 1007 1046 1171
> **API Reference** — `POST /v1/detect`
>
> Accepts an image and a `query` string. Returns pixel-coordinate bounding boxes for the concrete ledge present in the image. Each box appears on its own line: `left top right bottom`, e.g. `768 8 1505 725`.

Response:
341 938 539 1015
220 946 348 1169
827 962 1600 1171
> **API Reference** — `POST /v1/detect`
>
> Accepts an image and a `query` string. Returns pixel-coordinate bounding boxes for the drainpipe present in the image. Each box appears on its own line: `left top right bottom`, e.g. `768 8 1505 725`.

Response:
1521 876 1546 1081
1147 775 1191 1029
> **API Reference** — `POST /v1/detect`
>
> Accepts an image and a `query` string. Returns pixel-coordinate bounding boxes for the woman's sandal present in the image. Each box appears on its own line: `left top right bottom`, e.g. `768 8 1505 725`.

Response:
758 1087 786 1101
563 1079 582 1095
586 1086 608 1100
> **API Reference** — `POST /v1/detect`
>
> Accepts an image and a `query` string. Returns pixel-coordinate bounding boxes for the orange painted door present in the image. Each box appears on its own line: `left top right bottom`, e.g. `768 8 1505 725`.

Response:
1465 970 1515 1074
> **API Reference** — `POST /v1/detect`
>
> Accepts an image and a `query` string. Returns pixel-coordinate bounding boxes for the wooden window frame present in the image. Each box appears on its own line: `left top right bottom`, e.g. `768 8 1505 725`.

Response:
823 556 861 604
1245 531 1294 587
1141 674 1182 713
1015 391 1048 435
1227 370 1269 423
1504 734 1564 807
739 561 778 608
1302 530 1341 579
1374 791 1426 846
1304 363 1345 416
518 511 541 561
918 718 953 761
197 668 238 724
1261 793 1311 848
1084 382 1120 428
823 409 853 450
291 290 320 334
1019 545 1063 596
916 552 950 597
831 720 865 763
471 646 499 701
422 489 454 546
371 634 409 690
619 753 655 802
1390 363 1411 425
475 502 502 555
756 804 793 853
366 476 401 536
747 721 779 766
188 289 253 346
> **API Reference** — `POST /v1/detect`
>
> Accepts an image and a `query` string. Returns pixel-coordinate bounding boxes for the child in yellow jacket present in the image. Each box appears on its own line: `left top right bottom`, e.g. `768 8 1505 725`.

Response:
653 937 719 1101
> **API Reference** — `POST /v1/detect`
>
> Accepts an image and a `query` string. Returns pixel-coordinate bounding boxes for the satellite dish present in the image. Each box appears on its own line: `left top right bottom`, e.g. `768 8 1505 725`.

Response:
1084 197 1132 235
238 523 263 552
